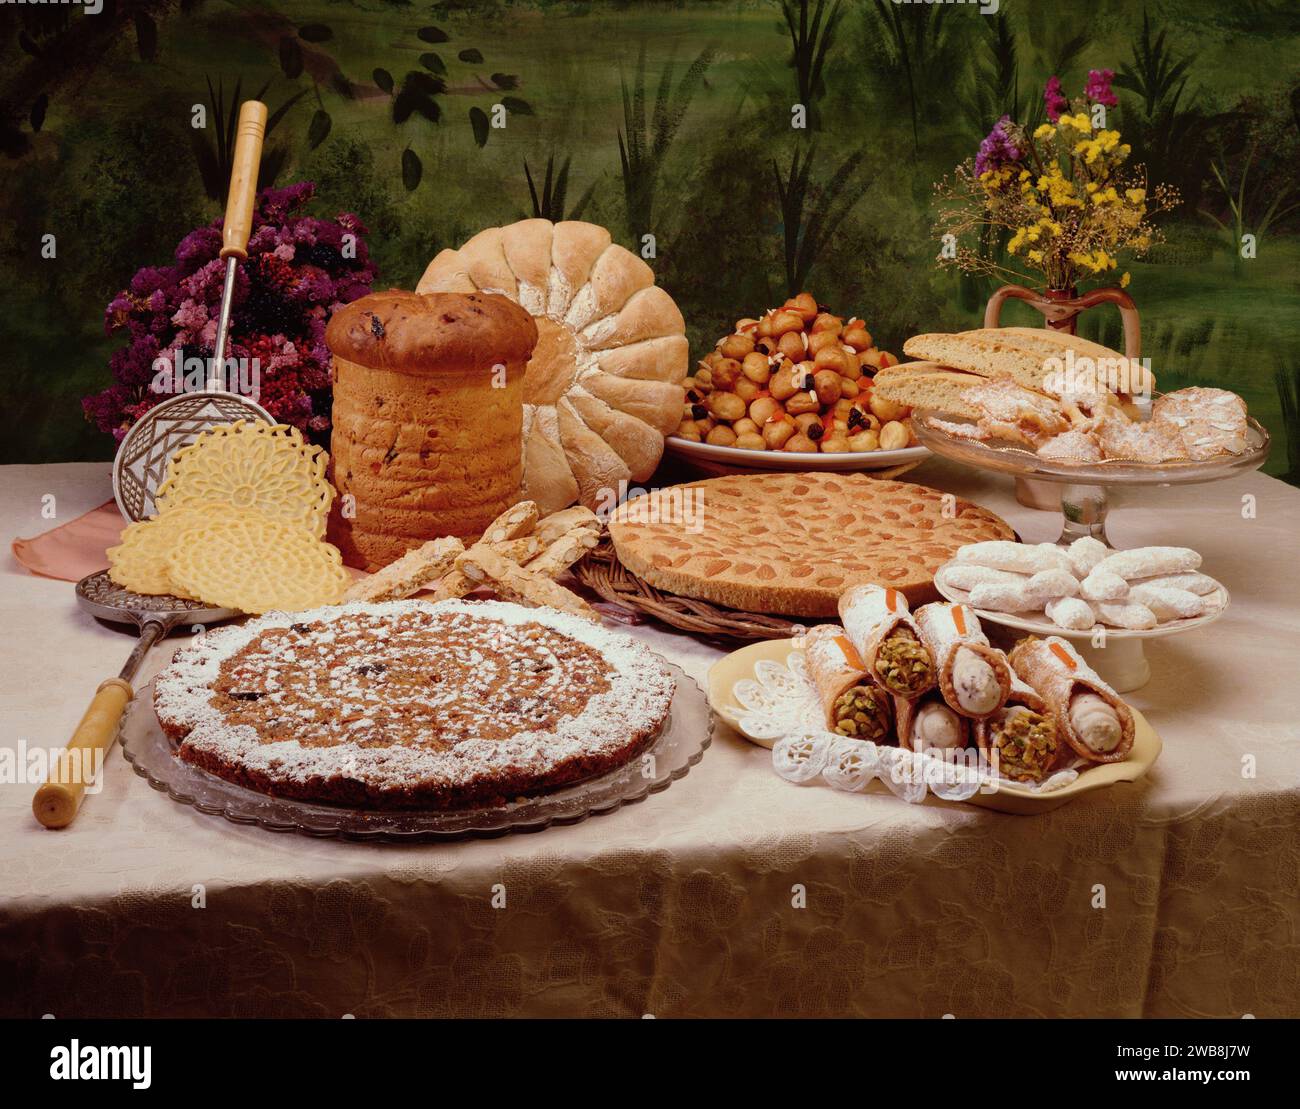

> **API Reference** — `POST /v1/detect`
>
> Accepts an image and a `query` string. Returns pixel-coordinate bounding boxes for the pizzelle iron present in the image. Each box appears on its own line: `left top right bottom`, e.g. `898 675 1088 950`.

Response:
111 100 274 522
32 571 238 829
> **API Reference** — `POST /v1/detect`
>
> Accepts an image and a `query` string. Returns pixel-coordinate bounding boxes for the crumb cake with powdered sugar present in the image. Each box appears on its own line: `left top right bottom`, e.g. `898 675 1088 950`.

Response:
153 598 676 810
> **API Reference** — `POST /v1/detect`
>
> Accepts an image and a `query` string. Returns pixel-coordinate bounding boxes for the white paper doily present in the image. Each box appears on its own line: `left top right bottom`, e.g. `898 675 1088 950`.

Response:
735 654 1082 804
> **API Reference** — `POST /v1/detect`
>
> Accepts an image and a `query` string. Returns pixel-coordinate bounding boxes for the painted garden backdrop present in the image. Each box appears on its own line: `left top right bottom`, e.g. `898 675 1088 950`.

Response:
2 0 1298 482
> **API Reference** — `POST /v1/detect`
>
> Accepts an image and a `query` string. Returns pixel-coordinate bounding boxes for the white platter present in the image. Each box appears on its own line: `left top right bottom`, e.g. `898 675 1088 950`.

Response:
933 563 1231 692
664 434 929 474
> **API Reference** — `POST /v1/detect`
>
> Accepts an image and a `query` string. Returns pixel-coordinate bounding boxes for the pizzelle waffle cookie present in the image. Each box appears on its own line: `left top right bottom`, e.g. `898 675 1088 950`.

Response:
106 505 218 597
608 473 1013 617
155 420 334 538
166 508 351 614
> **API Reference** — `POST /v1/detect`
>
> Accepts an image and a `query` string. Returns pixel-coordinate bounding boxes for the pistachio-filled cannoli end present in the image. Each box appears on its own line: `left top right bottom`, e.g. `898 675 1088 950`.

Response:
988 705 1058 781
831 685 890 742
1069 691 1122 754
913 702 963 751
873 628 935 697
951 646 1000 715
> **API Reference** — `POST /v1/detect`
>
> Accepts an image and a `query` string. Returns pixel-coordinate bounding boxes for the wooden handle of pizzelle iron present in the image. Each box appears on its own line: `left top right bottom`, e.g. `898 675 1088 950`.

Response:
32 678 133 829
220 100 268 261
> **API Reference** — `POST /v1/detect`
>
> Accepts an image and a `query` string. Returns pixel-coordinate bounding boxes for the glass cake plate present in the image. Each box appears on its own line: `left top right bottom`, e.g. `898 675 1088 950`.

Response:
119 660 711 842
913 409 1271 546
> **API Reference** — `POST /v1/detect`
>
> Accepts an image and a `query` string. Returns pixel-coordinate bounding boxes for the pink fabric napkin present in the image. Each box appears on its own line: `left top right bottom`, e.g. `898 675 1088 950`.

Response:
12 500 126 583
12 501 369 584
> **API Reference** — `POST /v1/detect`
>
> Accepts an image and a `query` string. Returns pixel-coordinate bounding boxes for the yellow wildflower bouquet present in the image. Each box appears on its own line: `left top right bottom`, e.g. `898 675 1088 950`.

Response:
934 71 1178 292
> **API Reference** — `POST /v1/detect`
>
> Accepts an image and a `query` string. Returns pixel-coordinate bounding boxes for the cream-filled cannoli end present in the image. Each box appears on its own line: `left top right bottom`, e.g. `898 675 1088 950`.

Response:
951 646 1001 715
1068 692 1122 754
913 702 964 751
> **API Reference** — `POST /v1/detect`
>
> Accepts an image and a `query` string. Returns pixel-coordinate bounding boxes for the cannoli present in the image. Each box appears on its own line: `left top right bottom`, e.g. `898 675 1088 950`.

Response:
1009 636 1135 763
1045 596 1095 631
838 584 937 699
975 677 1061 783
1080 567 1129 602
894 692 970 753
914 602 1012 719
803 625 893 741
1127 583 1205 621
1066 536 1108 578
955 540 1072 575
1094 545 1201 580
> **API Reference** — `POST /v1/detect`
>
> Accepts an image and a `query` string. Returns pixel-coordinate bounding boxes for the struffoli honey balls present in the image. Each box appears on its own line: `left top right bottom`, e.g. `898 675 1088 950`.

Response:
677 293 916 453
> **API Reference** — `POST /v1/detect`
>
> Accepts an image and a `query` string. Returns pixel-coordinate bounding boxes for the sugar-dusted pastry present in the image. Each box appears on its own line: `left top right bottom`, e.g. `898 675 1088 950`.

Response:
1089 406 1187 463
955 540 1072 575
1037 428 1103 463
1152 387 1249 459
1080 566 1129 602
1094 545 1201 580
967 581 1043 614
1127 583 1205 621
154 599 675 810
894 692 969 753
1010 636 1134 763
1045 596 1096 631
975 677 1061 783
1093 601 1158 630
939 563 1026 592
1129 571 1219 596
1066 536 1109 578
803 625 892 741
914 602 1012 719
838 584 936 698
1025 568 1079 599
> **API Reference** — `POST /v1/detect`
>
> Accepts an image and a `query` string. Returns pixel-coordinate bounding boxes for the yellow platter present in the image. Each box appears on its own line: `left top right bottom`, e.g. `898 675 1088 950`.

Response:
706 638 1162 814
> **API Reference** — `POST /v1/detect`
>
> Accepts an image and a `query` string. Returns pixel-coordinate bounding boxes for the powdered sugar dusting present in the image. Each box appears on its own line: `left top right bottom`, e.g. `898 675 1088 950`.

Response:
154 599 676 804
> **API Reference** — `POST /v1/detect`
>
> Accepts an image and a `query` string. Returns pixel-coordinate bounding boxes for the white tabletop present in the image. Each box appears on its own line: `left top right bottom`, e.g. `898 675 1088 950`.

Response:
3 459 1298 1018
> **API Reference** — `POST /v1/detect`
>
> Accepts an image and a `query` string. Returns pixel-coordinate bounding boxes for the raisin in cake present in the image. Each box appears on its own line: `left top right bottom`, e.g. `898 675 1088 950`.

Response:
153 599 676 810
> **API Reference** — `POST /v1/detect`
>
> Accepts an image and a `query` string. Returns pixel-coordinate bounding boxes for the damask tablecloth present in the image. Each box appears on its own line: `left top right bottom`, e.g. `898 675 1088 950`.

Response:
2 460 1298 1018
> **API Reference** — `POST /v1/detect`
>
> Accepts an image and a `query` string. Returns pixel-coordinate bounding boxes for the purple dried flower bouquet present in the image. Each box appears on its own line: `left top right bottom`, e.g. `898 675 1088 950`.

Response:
83 182 377 441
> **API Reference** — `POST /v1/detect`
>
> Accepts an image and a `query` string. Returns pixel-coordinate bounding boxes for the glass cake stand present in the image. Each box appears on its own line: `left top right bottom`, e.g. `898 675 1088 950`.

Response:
119 661 712 842
934 565 1231 692
913 412 1271 547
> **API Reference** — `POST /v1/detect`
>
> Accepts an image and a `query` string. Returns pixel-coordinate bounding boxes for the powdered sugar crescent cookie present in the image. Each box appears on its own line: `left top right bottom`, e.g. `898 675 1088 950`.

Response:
166 508 351 614
156 420 334 539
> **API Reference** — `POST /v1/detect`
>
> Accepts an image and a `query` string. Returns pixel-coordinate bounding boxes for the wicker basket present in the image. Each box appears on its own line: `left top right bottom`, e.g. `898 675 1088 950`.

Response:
573 534 804 643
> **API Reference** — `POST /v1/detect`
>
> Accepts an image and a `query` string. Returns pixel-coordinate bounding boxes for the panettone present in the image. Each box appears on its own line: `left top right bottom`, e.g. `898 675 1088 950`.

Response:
325 290 538 570
417 219 688 512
